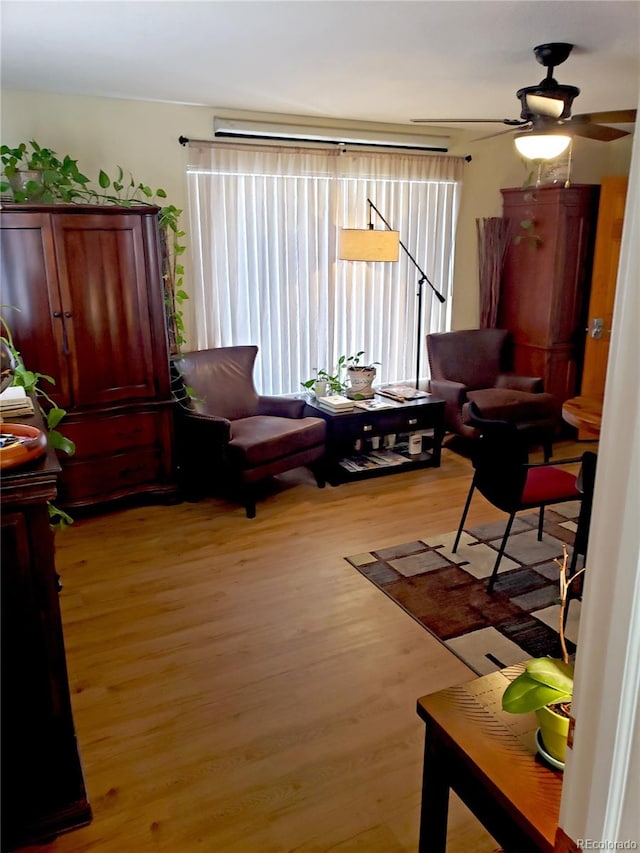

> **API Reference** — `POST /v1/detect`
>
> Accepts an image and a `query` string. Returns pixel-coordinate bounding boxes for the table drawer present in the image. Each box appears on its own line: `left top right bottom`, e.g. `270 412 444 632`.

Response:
350 410 426 436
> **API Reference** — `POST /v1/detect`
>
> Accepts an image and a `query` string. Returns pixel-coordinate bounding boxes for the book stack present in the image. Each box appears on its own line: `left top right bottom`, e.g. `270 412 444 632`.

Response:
0 386 35 418
316 394 355 412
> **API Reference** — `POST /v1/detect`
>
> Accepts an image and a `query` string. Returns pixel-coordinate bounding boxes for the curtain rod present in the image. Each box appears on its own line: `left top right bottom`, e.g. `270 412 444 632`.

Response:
178 135 472 161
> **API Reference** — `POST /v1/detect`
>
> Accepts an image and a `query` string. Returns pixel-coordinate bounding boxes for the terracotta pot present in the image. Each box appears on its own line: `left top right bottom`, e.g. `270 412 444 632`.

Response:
536 703 570 763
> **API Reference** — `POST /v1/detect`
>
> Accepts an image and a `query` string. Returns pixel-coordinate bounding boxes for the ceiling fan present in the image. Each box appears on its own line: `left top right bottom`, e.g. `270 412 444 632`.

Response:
412 43 636 145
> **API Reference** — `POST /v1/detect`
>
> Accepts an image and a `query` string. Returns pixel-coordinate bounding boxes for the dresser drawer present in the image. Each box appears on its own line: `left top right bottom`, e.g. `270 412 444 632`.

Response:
59 447 171 504
62 411 163 458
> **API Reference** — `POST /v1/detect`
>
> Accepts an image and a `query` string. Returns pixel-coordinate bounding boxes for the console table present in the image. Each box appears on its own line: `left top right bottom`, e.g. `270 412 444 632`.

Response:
304 394 445 485
416 667 562 852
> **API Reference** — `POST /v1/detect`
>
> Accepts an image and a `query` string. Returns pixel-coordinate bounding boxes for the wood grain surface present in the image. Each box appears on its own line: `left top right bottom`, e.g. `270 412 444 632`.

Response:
16 438 585 853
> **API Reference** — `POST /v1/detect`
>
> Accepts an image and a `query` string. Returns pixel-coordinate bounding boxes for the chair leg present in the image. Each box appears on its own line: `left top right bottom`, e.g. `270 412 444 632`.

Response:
537 506 545 540
453 478 476 553
311 460 326 489
487 513 516 594
241 484 257 519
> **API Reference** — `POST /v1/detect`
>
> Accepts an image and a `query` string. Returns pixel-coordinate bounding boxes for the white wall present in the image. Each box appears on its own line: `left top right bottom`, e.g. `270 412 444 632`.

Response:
0 89 633 342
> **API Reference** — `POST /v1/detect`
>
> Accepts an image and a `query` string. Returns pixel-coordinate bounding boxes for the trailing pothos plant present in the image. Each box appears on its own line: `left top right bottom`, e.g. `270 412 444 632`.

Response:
1 141 190 362
1 311 74 530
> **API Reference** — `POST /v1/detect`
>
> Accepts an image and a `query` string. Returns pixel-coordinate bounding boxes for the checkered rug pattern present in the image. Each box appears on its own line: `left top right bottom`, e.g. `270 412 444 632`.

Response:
345 503 582 675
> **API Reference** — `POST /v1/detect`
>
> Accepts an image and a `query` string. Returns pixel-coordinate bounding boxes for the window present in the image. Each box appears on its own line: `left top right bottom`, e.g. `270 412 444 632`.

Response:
186 141 463 394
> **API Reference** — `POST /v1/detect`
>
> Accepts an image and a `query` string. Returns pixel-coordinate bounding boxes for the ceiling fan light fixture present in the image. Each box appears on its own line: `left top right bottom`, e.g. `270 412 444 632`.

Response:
514 132 571 161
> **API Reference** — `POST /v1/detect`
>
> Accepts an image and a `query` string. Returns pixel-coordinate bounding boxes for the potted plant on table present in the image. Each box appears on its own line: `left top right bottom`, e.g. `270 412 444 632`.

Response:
502 546 585 766
342 351 380 400
301 367 343 398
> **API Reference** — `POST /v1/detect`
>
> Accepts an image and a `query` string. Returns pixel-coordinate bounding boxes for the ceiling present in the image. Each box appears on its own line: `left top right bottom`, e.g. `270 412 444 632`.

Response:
1 1 639 136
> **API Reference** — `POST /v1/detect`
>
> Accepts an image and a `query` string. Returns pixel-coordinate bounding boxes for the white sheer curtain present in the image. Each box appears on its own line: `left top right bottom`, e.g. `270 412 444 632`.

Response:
186 141 464 394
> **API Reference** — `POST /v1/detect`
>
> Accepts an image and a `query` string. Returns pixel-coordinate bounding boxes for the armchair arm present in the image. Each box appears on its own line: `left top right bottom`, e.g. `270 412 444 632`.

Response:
496 373 544 393
428 378 469 434
180 410 232 442
257 395 306 418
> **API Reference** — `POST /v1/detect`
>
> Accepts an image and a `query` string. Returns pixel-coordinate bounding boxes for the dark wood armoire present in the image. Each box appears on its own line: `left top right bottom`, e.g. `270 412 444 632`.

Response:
0 204 176 508
498 184 600 404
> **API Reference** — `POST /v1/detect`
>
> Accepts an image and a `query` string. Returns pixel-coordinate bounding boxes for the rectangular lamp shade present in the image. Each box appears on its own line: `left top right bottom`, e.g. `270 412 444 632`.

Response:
339 228 400 262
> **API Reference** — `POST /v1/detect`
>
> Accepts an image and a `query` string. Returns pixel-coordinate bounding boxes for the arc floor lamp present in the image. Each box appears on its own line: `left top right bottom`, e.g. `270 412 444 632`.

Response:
339 198 445 389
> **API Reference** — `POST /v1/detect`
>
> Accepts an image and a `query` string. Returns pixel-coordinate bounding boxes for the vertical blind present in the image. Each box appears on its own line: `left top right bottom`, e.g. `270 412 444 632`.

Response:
186 141 464 395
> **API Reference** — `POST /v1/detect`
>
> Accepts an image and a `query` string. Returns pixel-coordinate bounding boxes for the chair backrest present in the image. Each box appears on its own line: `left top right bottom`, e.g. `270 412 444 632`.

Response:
176 346 260 420
573 451 598 556
466 401 529 512
427 328 511 389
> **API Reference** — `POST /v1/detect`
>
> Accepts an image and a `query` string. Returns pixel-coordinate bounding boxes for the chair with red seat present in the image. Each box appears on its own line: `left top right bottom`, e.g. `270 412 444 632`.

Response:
453 402 584 593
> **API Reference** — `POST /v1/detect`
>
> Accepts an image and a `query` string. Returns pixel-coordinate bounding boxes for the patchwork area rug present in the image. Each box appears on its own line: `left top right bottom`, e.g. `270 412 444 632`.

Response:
345 503 583 675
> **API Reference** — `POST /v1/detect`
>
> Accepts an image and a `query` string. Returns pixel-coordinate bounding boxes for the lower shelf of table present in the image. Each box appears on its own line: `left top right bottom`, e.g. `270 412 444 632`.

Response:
328 445 440 485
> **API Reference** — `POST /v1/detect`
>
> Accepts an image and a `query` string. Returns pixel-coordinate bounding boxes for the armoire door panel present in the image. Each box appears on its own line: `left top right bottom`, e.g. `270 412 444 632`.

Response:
52 213 158 405
0 212 73 408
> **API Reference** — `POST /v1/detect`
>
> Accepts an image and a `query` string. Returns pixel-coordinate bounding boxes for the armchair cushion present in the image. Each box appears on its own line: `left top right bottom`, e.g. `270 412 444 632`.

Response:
229 415 326 466
496 373 544 393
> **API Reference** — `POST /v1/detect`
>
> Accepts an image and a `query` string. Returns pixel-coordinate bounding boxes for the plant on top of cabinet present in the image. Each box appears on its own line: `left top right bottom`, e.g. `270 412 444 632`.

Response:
1 140 188 356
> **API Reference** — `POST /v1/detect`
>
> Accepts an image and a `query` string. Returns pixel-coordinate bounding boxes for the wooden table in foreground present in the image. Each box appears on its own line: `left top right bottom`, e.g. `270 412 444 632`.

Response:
416 667 563 853
562 395 603 438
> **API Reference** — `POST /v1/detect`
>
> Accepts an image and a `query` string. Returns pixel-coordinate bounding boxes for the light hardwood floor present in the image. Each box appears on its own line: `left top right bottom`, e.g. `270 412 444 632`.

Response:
20 439 584 853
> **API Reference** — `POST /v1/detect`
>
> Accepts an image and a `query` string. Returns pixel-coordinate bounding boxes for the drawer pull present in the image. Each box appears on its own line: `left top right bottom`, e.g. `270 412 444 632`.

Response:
408 418 418 425
363 424 373 432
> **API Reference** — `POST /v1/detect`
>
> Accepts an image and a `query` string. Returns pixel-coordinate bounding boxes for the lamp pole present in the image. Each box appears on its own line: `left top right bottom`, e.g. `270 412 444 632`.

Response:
366 199 445 389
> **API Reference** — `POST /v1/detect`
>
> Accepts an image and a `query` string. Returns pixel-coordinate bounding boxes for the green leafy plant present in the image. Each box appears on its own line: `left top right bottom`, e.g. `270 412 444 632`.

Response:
512 191 542 248
301 367 343 395
342 351 380 371
502 547 585 714
1 141 189 358
1 141 91 203
1 311 74 530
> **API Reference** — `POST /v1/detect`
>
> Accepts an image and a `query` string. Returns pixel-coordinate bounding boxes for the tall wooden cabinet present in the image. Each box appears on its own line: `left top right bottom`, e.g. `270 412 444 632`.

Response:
1 408 91 849
0 204 176 508
498 184 600 404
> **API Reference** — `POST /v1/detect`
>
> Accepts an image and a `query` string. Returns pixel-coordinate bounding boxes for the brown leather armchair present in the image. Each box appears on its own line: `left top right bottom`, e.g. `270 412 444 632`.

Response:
174 346 327 517
427 329 559 459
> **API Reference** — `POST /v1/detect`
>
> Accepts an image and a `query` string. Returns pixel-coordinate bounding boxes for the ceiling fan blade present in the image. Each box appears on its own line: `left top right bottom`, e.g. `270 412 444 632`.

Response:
470 125 528 143
571 109 636 125
568 122 631 142
410 118 526 125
